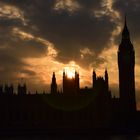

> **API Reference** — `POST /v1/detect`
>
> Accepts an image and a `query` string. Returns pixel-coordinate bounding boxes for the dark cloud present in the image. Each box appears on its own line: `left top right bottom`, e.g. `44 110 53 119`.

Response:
2 0 115 68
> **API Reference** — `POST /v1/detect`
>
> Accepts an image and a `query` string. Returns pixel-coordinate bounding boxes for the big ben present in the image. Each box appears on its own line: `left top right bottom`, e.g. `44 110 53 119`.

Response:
118 17 136 112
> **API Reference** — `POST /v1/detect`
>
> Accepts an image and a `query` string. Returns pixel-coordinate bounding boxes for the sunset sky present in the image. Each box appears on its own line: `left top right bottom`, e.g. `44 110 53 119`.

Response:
0 0 140 108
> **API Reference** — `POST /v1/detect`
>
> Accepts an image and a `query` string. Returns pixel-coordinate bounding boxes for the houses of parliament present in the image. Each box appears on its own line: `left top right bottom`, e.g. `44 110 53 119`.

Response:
0 18 139 133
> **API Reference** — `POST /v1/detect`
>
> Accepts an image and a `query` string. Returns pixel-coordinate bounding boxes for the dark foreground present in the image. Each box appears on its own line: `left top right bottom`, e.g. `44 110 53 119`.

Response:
1 129 140 140
0 94 139 137
0 127 140 137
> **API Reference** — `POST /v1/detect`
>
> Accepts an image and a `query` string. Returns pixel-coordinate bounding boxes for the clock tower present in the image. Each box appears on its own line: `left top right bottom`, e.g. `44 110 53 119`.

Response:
118 17 136 112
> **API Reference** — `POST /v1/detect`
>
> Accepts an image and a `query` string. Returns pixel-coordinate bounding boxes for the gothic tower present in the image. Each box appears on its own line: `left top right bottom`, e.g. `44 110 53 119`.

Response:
105 69 109 91
63 70 80 95
63 70 66 94
93 70 96 89
118 17 136 112
75 71 80 93
51 72 57 94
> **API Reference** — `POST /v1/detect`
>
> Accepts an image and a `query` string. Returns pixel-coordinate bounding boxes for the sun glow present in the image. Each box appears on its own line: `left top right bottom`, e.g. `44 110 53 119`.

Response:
66 69 75 79
64 61 79 79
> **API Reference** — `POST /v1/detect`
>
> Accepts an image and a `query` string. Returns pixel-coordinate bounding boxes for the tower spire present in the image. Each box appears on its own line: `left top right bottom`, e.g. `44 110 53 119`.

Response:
119 16 133 51
105 69 109 91
122 15 130 40
51 72 57 94
93 69 96 89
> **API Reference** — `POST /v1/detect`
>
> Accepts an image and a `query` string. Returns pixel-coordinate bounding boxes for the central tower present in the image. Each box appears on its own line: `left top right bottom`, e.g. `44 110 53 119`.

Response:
63 70 79 95
118 17 136 112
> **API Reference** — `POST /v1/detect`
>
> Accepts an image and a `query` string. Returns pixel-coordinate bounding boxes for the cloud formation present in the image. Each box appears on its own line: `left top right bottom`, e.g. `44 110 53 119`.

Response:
3 0 118 66
0 0 140 109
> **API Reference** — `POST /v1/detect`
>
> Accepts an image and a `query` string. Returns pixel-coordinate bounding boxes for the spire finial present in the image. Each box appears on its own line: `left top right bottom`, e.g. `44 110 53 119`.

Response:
122 14 130 40
63 69 65 76
93 68 96 72
124 13 128 29
93 69 96 75
105 68 107 73
125 14 127 26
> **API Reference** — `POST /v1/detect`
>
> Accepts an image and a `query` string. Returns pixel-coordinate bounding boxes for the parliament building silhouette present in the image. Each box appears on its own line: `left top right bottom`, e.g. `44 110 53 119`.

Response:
0 18 139 134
